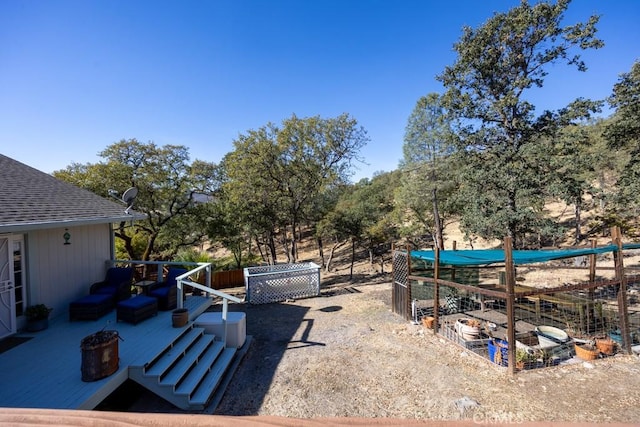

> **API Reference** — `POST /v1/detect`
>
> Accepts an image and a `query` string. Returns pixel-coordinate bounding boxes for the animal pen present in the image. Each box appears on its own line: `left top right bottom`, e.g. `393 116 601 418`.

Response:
392 228 640 374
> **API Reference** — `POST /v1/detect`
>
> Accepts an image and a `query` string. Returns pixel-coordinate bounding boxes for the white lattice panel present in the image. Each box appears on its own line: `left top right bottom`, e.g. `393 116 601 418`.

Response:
244 263 321 304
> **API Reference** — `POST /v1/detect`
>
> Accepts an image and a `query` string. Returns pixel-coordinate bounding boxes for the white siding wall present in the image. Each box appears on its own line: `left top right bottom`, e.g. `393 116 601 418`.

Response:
26 224 113 320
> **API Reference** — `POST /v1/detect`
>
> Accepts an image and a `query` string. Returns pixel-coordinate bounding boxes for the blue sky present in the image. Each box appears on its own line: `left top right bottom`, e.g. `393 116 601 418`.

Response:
1 1 638 181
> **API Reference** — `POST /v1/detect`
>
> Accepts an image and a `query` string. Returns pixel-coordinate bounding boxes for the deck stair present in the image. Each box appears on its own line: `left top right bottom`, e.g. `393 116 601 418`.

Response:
129 325 237 411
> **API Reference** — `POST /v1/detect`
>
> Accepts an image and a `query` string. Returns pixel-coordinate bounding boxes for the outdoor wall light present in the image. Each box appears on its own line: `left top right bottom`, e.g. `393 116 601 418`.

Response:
63 229 71 245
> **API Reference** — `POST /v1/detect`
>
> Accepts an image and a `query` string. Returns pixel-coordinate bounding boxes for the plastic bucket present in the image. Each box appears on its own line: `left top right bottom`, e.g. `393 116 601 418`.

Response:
488 339 509 366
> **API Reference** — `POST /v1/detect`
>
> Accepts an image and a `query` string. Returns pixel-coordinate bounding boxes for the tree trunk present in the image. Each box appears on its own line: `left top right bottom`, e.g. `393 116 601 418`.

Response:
282 234 291 264
115 221 137 260
317 236 325 268
507 190 518 247
233 247 242 268
432 187 444 250
574 197 582 244
325 240 347 272
268 233 277 265
256 238 267 263
290 220 298 262
349 240 356 280
141 231 159 262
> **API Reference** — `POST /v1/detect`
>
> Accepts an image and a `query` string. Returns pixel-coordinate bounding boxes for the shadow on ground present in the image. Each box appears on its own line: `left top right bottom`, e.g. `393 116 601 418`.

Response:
213 302 311 415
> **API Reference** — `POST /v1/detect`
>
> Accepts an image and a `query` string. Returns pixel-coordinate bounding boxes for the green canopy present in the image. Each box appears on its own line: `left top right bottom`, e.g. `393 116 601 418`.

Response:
411 243 640 266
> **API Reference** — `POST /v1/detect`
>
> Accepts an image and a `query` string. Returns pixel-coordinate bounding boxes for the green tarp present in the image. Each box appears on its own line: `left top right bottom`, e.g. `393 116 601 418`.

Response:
411 243 640 266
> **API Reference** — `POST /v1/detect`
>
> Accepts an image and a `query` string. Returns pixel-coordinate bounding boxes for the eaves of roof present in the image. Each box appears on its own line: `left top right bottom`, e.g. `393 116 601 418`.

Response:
0 211 147 233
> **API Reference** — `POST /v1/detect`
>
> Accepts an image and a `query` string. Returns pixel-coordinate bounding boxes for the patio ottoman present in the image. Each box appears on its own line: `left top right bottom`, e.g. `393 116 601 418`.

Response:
116 295 158 325
194 311 246 348
69 293 113 321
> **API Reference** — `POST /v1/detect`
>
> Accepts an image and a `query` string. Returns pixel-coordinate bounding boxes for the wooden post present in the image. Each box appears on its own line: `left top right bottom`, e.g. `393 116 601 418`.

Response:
391 243 396 315
612 227 632 355
587 240 597 334
406 245 413 320
451 241 456 283
588 240 597 283
504 237 516 375
433 247 440 334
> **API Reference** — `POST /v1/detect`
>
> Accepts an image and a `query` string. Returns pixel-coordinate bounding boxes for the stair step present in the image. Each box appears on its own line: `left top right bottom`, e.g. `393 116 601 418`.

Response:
174 341 226 397
144 328 205 378
159 334 216 386
189 347 237 407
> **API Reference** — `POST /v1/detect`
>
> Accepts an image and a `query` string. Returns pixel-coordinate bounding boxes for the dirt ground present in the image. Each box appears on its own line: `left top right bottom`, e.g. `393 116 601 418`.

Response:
123 270 640 423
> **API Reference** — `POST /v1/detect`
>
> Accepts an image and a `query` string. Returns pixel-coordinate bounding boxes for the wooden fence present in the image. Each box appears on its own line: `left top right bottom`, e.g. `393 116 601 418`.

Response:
212 269 245 290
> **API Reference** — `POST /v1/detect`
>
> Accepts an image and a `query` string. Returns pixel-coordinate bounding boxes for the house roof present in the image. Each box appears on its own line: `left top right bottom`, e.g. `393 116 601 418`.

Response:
0 154 146 232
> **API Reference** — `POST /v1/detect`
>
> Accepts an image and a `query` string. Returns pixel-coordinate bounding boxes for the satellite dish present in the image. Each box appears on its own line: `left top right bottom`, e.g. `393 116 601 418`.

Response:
121 187 138 213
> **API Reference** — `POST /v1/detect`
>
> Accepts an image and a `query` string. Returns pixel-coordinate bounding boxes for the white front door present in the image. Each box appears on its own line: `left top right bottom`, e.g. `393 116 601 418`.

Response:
0 237 17 339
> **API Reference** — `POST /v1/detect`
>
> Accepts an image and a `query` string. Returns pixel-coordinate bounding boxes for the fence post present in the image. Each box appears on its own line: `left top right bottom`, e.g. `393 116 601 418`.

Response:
612 227 632 355
433 247 440 335
406 245 413 320
504 237 516 375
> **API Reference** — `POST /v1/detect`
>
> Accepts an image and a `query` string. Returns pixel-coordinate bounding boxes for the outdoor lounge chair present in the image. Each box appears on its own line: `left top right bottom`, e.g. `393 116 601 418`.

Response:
148 268 187 310
89 266 134 303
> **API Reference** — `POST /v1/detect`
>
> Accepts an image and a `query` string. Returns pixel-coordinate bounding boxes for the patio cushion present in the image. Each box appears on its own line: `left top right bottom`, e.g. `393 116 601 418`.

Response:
118 295 156 309
116 295 158 324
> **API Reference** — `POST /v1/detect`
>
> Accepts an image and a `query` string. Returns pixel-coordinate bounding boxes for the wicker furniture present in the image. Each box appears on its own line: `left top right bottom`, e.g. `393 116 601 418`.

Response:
90 267 134 304
148 268 187 311
116 295 158 325
69 294 113 321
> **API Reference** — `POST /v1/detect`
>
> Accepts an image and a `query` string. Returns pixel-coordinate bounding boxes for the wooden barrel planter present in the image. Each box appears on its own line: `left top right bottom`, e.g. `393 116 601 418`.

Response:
172 308 189 327
80 330 119 382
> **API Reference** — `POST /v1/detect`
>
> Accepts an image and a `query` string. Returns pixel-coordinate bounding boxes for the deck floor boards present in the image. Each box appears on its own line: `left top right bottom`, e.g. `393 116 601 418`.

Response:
0 296 212 410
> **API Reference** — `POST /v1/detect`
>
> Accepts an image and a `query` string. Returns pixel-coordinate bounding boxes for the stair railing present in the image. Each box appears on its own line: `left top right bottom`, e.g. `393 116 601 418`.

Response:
176 264 244 348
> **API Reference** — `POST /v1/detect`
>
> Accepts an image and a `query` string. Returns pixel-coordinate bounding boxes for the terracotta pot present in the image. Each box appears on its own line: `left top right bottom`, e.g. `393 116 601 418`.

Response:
172 308 189 327
595 338 616 355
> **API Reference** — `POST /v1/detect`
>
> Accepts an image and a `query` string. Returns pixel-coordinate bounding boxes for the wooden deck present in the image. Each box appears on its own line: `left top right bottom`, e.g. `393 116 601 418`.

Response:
0 296 212 410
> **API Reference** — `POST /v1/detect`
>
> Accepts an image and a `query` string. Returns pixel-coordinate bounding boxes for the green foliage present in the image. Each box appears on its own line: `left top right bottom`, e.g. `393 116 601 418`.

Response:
605 61 640 149
219 113 368 263
317 172 400 273
438 0 603 247
54 139 219 260
603 61 640 234
114 231 148 260
397 93 458 248
25 304 52 321
174 248 214 265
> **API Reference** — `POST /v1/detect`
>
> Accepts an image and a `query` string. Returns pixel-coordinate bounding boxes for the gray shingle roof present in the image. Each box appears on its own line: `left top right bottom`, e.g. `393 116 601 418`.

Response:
0 154 145 232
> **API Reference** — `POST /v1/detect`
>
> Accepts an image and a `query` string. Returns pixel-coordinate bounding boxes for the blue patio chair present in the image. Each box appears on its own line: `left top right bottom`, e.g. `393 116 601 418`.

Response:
148 268 188 310
89 267 134 304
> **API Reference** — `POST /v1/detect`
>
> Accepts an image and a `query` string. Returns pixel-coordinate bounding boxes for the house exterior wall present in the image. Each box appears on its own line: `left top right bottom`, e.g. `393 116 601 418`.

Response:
25 223 114 320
